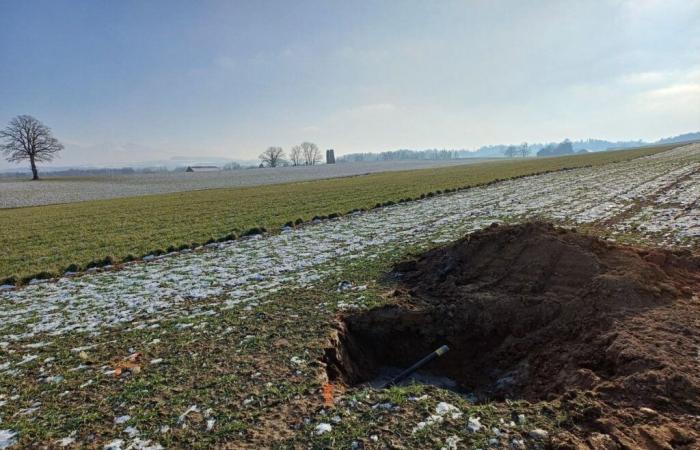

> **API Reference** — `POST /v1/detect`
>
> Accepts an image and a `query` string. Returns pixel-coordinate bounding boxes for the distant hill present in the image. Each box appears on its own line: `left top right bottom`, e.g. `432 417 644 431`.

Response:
656 132 700 145
339 131 699 162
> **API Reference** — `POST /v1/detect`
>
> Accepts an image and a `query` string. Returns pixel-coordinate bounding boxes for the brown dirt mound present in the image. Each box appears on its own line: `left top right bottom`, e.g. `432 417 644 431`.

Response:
324 222 700 449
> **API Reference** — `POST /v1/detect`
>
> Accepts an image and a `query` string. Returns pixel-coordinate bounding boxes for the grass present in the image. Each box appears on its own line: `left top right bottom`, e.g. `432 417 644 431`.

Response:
0 238 588 448
0 145 672 283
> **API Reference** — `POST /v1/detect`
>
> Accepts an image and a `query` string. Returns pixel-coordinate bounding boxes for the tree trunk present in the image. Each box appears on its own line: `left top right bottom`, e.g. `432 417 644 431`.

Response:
30 156 39 180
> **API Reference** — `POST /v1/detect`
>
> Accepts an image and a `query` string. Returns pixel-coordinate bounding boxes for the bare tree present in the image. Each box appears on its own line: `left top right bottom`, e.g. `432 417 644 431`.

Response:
259 146 285 167
300 141 321 165
519 142 531 158
503 145 518 158
1 115 64 180
289 145 303 166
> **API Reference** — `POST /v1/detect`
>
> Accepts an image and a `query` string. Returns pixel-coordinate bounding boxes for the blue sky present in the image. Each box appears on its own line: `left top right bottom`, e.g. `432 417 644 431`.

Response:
0 0 699 167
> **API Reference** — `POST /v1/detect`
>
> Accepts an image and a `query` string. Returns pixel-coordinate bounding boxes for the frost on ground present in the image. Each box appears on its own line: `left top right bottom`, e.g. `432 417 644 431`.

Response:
0 144 698 447
613 158 700 245
1 145 698 343
0 430 17 449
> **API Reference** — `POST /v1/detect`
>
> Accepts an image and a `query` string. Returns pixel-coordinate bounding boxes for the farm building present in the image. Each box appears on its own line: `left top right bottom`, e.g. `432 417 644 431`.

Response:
185 165 220 172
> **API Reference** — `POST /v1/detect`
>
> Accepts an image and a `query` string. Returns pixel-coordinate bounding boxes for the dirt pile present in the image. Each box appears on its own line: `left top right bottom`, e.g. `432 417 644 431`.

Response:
325 222 700 448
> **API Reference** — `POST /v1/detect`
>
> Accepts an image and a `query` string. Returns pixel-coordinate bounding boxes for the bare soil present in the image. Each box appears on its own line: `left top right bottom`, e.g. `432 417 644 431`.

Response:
325 222 700 449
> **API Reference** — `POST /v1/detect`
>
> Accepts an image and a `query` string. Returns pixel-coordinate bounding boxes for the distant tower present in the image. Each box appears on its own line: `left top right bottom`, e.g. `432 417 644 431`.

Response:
326 149 336 164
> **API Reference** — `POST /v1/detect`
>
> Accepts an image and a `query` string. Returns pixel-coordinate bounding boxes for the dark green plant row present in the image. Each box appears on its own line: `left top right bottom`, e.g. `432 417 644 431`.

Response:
0 164 592 287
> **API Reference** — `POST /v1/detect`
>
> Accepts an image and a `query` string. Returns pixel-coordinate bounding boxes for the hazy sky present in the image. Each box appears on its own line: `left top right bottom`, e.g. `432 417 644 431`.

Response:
1 0 699 167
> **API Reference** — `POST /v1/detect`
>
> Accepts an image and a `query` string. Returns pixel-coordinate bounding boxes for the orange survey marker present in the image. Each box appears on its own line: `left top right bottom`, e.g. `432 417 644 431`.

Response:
322 383 334 406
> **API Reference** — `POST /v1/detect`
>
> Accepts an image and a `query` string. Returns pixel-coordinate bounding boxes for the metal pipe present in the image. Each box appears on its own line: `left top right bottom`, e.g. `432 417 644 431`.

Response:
382 345 450 388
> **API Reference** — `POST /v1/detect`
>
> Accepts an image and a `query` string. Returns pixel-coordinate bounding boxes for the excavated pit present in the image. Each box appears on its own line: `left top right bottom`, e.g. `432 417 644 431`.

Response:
324 222 700 407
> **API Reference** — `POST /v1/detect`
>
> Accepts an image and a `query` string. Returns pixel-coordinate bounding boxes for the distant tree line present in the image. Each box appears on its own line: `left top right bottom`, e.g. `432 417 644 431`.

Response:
536 139 575 157
340 149 459 162
334 133 700 162
503 142 531 158
503 139 592 157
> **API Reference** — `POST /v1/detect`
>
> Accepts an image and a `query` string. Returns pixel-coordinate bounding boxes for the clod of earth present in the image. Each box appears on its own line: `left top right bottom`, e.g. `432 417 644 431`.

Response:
324 222 700 448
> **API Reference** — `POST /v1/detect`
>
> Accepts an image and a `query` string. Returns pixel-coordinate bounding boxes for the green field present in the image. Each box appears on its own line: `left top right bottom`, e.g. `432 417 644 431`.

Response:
0 146 671 283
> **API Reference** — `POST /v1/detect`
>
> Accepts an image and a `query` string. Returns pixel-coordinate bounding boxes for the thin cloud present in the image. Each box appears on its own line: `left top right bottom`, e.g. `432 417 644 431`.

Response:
214 56 237 72
619 71 668 85
644 83 700 100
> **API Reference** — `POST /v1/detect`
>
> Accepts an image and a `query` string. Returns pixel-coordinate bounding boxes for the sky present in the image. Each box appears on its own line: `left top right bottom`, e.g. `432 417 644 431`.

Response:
0 0 699 168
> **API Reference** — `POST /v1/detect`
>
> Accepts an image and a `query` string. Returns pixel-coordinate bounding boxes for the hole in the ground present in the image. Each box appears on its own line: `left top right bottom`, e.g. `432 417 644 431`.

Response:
324 305 541 400
322 222 700 403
